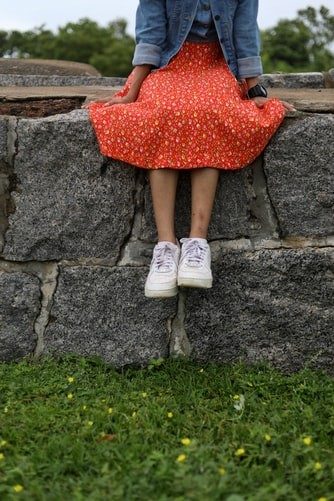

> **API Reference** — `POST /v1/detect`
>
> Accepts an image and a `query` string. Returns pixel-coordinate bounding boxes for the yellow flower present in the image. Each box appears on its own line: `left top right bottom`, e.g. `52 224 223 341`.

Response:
101 399 106 403
302 436 312 446
233 395 240 400
141 392 148 398
199 368 204 373
13 485 24 493
67 376 75 383
108 407 113 414
264 434 272 442
180 438 191 446
318 498 327 501
4 407 8 413
235 448 246 457
167 412 173 418
314 462 323 471
132 411 137 417
218 467 226 476
0 453 5 460
176 454 187 462
0 440 7 447
67 393 74 400
86 421 94 427
82 405 87 411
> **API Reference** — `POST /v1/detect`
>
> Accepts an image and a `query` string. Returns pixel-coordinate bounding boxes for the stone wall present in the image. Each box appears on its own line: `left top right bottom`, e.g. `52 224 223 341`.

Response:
0 78 333 373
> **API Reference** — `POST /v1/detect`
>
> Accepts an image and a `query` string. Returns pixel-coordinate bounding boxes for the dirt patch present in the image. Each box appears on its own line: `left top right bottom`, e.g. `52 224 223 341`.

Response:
0 97 85 118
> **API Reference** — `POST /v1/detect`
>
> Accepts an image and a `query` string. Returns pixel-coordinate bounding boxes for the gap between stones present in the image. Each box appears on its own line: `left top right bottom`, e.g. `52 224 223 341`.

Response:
116 167 146 266
0 117 19 254
247 155 281 240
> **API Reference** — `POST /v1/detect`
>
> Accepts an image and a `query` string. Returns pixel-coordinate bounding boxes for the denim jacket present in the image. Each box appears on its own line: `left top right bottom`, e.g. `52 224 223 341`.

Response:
132 0 263 80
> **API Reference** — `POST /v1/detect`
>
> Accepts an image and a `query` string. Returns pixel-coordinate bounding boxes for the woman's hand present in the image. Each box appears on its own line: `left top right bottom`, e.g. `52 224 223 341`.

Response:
102 94 138 107
250 96 296 112
81 65 153 109
81 93 137 109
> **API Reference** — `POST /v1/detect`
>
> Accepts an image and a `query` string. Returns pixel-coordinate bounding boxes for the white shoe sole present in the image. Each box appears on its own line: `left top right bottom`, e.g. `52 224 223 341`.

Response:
177 277 212 288
144 285 178 298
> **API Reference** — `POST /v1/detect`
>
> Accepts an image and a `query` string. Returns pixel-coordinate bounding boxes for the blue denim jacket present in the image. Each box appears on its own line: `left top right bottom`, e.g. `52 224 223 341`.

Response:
132 0 263 80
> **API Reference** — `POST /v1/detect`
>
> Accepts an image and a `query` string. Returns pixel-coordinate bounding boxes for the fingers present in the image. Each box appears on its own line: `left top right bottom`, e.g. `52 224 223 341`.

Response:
81 100 104 109
102 102 114 107
283 101 297 111
102 97 124 107
255 99 296 112
80 97 119 109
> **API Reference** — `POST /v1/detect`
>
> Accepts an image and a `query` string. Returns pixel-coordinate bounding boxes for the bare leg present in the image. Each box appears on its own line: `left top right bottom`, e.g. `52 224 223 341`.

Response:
189 167 220 238
148 169 180 244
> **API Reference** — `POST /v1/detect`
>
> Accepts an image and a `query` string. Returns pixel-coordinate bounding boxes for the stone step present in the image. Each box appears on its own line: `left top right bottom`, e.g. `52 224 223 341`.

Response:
0 69 333 89
1 86 334 115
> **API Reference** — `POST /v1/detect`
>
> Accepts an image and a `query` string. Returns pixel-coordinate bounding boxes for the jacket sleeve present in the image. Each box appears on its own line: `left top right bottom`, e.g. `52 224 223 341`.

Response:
233 0 263 78
132 0 167 67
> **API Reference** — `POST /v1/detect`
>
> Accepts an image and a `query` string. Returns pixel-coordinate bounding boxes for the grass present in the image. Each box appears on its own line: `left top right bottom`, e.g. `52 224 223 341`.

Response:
0 355 334 501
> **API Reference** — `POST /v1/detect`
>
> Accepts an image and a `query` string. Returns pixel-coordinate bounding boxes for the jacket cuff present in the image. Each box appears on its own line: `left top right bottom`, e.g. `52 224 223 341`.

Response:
237 56 263 78
132 42 162 67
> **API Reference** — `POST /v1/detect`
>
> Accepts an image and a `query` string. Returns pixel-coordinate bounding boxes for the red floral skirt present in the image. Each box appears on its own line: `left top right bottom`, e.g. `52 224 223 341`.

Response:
88 40 286 170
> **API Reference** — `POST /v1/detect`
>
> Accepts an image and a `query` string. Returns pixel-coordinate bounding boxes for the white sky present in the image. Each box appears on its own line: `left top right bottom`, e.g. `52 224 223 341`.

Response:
1 0 333 34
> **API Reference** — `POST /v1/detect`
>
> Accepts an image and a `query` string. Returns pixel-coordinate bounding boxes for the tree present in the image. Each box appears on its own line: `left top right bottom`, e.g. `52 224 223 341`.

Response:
261 5 334 73
0 30 8 57
0 17 134 77
4 25 56 59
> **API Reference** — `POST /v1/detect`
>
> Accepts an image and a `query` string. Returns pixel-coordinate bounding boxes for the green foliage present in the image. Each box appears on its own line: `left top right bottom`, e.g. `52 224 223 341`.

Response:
261 5 334 73
0 17 134 77
0 355 334 499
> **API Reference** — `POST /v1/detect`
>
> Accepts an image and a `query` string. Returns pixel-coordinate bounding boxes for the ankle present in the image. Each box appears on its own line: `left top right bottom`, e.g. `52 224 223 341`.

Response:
158 237 177 245
189 231 208 240
188 234 208 241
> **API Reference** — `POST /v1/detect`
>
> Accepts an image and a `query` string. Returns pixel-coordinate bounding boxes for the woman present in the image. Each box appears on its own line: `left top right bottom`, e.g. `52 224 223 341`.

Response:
84 0 295 299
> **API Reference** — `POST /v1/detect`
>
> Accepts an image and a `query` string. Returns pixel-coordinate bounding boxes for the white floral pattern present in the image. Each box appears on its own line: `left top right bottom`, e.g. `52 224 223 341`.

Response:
88 40 286 170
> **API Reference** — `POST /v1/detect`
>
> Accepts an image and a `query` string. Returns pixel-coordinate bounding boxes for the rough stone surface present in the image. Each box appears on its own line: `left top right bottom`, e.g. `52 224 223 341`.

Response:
0 270 40 360
261 72 325 89
0 58 101 76
2 110 136 262
0 72 326 89
43 265 176 368
0 72 333 372
0 75 126 87
140 158 276 242
264 114 334 237
184 246 334 373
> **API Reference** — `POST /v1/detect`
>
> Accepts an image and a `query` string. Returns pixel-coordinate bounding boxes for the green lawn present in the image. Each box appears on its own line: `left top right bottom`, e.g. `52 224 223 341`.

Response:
0 355 333 501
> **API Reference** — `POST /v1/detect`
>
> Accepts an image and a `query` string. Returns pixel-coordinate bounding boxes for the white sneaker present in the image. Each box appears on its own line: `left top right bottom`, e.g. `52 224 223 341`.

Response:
144 240 181 298
177 237 213 288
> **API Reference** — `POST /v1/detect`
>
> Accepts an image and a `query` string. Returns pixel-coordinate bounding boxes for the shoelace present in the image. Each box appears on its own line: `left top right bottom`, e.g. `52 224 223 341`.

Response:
180 238 207 267
152 242 177 272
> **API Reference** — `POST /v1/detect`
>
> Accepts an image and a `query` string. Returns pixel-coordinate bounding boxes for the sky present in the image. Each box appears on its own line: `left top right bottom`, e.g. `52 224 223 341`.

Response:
0 0 332 35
